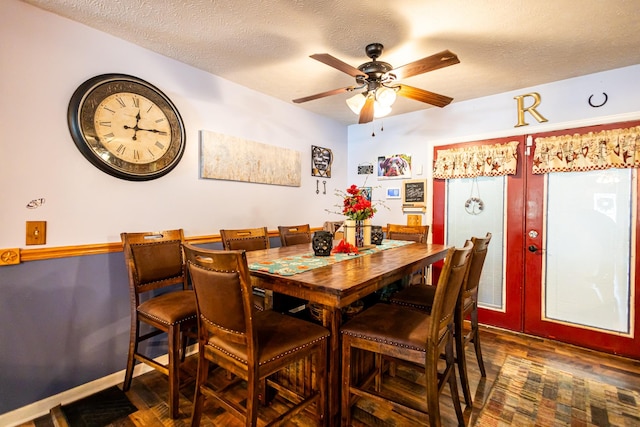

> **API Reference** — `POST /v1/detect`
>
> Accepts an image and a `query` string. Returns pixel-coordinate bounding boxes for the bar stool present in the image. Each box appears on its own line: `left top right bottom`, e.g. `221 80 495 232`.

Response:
121 229 197 419
183 243 329 426
278 224 312 246
341 242 473 427
387 223 430 285
220 227 270 311
390 232 492 406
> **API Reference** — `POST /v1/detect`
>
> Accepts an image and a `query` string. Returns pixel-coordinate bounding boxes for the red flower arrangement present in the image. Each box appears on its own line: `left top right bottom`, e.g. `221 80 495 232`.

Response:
341 184 376 220
332 239 358 254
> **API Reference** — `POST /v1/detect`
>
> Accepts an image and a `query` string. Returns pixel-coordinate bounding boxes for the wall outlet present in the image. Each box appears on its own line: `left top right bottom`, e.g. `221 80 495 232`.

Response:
26 221 47 245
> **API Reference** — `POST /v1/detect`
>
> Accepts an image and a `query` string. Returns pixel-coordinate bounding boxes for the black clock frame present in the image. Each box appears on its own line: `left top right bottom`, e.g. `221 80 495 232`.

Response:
67 73 186 181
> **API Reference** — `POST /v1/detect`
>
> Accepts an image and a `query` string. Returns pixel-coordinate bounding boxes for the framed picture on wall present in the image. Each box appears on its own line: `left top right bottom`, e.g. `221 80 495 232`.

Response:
386 187 401 199
312 145 333 178
377 154 412 180
402 179 427 213
360 186 372 201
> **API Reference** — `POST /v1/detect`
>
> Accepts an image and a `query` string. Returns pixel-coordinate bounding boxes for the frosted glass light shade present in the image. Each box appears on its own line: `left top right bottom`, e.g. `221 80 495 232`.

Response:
373 102 392 118
376 86 397 107
346 89 394 119
346 93 366 115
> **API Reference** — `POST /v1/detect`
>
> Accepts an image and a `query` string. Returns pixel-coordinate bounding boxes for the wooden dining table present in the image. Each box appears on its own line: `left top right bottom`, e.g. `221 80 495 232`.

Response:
246 241 449 426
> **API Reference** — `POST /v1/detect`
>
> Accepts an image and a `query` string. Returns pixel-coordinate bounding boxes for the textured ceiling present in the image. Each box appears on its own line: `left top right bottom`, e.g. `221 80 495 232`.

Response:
21 0 640 125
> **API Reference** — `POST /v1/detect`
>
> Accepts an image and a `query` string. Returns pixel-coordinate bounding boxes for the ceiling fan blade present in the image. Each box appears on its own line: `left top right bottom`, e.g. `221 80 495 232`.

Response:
396 85 453 107
310 53 367 78
359 95 375 124
391 50 460 80
292 86 356 103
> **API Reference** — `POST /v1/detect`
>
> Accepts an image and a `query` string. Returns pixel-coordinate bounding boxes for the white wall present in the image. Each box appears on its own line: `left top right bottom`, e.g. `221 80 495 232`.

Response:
0 1 347 248
347 64 640 229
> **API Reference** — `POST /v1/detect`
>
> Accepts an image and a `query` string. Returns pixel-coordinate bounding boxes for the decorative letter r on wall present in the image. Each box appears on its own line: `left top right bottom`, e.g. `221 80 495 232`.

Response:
514 92 548 127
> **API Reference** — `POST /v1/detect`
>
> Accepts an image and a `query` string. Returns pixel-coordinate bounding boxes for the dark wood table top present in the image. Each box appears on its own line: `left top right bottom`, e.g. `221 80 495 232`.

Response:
247 242 449 309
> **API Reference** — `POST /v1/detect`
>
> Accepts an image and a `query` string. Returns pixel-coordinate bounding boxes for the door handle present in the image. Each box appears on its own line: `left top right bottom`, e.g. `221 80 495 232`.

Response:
528 245 538 253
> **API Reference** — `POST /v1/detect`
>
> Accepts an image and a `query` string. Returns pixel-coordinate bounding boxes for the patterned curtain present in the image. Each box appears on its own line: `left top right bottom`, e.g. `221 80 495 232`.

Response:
433 140 519 179
532 126 640 174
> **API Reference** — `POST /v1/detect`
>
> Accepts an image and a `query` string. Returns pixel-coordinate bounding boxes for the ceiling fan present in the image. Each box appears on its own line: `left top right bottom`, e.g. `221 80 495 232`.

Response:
293 43 459 124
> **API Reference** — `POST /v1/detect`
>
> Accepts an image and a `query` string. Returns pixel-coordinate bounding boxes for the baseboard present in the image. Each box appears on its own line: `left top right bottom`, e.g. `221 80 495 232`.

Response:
0 345 197 427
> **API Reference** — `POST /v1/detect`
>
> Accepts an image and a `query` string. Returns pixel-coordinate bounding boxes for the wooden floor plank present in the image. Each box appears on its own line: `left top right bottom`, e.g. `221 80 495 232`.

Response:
19 325 640 427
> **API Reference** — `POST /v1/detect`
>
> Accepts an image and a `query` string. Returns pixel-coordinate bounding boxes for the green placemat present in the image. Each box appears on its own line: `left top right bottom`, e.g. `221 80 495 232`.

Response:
249 239 413 276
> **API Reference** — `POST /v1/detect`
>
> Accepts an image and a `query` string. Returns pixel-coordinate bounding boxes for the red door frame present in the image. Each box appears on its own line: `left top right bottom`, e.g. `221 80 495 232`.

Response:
432 136 526 331
523 120 640 359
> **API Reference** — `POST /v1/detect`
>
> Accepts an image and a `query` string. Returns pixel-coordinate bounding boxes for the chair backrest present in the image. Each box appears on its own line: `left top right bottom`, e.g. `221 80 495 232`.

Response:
322 221 344 236
466 232 492 293
278 224 312 247
183 243 255 350
386 224 430 243
121 229 186 296
220 227 270 251
428 241 474 340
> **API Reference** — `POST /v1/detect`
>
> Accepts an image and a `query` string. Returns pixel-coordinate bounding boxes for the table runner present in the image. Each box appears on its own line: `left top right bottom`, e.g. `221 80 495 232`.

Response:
248 239 414 276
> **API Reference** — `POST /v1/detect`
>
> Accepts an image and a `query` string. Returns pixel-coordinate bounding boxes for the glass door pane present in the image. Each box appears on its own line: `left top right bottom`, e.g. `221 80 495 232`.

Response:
446 176 505 310
544 169 633 334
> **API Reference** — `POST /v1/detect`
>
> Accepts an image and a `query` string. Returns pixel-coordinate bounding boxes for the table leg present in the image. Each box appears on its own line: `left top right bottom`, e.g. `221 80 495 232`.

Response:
322 305 343 427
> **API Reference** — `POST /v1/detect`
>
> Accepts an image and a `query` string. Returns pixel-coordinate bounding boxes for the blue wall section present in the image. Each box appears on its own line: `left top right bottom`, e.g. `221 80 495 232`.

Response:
0 240 257 414
0 253 131 413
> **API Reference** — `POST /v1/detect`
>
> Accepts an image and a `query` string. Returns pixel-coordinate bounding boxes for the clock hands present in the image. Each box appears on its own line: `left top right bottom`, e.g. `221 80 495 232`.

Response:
124 110 164 140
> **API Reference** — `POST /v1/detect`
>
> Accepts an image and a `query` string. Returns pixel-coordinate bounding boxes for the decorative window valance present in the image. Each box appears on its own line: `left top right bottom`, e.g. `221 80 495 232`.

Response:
532 126 640 174
433 140 519 179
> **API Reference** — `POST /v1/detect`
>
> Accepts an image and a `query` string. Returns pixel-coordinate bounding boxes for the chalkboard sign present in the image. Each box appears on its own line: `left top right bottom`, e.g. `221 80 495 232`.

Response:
403 180 426 203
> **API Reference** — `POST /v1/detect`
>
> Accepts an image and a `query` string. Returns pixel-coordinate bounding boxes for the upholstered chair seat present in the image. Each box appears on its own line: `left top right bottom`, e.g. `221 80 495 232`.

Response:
121 229 197 419
341 242 473 427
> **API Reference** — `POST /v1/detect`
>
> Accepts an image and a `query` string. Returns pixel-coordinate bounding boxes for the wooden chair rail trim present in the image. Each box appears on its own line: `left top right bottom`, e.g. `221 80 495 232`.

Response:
17 227 330 262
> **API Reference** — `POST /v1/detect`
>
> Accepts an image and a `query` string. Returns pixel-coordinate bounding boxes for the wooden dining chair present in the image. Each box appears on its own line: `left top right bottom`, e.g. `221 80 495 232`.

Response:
340 242 473 427
386 223 430 284
220 227 270 251
121 229 197 419
183 243 329 427
389 232 492 406
220 226 304 314
277 224 312 312
278 224 312 247
220 227 271 312
386 223 430 243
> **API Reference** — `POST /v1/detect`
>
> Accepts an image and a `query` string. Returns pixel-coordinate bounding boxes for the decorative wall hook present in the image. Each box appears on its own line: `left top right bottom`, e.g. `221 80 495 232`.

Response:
588 92 608 108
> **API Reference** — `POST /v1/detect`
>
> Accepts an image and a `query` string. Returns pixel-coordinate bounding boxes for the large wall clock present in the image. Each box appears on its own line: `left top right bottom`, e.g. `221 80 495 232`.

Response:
68 74 186 181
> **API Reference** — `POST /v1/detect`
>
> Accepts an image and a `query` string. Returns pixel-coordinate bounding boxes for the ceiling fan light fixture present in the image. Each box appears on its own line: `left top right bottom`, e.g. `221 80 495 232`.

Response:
346 92 367 115
295 43 459 124
376 86 397 107
373 102 392 118
347 88 395 119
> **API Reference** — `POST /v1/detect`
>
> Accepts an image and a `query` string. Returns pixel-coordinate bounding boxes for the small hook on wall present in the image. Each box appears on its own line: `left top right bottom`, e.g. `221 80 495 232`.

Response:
588 92 608 108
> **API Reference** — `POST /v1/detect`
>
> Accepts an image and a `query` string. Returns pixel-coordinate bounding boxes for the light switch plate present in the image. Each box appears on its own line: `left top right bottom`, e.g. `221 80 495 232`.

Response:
26 221 47 245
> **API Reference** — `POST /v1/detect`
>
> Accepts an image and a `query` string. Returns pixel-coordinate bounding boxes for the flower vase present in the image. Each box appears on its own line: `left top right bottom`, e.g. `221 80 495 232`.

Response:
345 219 368 248
345 219 356 247
354 221 364 247
363 218 371 246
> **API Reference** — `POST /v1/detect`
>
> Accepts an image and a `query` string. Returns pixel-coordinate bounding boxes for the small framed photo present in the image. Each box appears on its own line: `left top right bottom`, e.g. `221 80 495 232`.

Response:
378 154 412 180
360 186 372 201
386 187 401 199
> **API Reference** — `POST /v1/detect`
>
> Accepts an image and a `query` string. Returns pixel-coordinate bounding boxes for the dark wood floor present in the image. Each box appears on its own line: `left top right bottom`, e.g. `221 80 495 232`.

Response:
22 325 640 427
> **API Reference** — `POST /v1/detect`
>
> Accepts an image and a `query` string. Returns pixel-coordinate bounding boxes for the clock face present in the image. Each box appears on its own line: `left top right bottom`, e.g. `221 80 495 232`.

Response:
68 74 186 181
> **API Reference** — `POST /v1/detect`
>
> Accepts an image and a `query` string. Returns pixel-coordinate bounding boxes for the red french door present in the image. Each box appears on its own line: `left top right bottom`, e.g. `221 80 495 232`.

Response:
433 136 526 332
522 121 640 359
433 122 640 359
